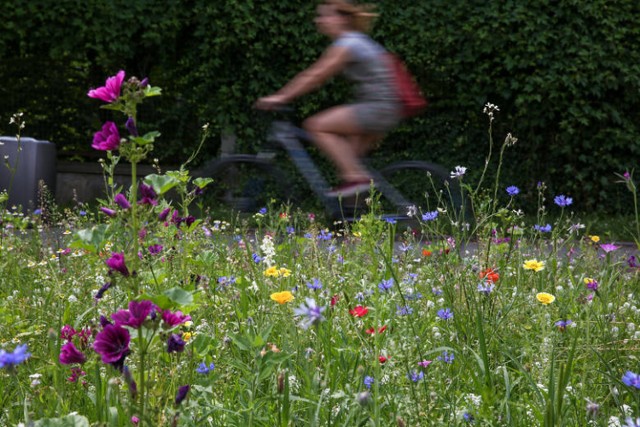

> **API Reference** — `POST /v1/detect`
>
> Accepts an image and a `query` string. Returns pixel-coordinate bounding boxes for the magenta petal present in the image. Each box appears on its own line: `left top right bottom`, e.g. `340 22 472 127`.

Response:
59 342 87 365
93 324 130 364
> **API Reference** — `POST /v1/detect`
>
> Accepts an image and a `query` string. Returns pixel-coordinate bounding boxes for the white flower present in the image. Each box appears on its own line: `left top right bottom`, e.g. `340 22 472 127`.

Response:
450 166 467 179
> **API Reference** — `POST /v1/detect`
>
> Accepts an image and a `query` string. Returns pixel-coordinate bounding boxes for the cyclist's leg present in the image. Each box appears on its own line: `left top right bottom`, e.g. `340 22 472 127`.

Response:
303 105 372 182
347 134 383 158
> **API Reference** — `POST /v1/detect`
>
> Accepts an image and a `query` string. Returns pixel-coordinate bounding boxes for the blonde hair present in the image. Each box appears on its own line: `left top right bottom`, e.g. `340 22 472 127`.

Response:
325 0 378 33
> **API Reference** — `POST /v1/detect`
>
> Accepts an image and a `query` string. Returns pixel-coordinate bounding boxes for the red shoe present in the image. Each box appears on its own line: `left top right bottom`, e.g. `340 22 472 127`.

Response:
326 179 373 198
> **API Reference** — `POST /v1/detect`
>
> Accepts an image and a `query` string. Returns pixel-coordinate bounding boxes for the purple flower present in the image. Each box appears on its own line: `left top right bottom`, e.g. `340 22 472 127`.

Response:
418 360 432 368
167 334 186 353
148 244 163 255
123 366 138 399
114 193 131 210
364 375 374 389
92 121 121 151
477 282 495 295
196 362 215 374
162 310 191 327
59 342 87 365
100 207 117 217
553 195 573 207
422 211 439 221
252 253 262 263
396 305 413 316
94 282 112 299
88 70 125 103
437 308 453 320
378 278 394 292
407 370 424 382
60 325 77 342
306 278 323 291
293 297 327 329
175 385 190 405
534 224 552 233
622 371 640 389
125 116 139 136
506 186 520 196
158 207 171 221
106 252 130 277
0 344 31 368
438 350 454 364
138 183 158 206
112 300 154 329
554 319 573 331
600 243 620 253
93 324 131 364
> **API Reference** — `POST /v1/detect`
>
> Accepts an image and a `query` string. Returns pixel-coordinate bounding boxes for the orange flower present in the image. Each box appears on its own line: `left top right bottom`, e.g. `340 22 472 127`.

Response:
270 291 295 304
479 268 499 284
422 248 432 257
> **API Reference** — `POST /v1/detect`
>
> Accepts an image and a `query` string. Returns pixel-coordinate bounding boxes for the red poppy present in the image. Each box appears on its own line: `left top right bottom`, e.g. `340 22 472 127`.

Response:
365 325 387 335
331 294 340 307
349 305 369 317
378 355 389 364
479 268 499 284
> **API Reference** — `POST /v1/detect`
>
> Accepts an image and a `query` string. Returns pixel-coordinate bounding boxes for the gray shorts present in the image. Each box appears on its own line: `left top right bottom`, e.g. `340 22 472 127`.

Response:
352 101 402 134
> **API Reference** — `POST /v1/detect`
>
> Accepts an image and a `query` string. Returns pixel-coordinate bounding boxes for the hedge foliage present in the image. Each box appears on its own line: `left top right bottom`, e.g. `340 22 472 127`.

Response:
1 0 638 210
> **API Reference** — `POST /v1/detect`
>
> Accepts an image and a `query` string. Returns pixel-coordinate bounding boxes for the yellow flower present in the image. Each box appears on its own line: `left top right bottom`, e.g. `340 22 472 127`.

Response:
182 332 193 342
264 266 280 277
590 235 600 243
279 268 291 277
523 259 545 272
583 277 595 285
536 292 556 305
270 291 295 304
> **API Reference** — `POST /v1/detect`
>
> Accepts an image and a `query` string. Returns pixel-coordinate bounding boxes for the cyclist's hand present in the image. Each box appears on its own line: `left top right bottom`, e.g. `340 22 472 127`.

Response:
255 95 287 110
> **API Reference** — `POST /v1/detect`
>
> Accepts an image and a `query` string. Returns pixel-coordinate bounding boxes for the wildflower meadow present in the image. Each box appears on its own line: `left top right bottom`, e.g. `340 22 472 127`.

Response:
1 72 640 427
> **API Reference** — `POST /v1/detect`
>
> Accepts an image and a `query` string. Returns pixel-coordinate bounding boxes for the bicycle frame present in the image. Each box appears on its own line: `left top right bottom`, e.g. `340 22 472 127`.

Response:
268 120 414 221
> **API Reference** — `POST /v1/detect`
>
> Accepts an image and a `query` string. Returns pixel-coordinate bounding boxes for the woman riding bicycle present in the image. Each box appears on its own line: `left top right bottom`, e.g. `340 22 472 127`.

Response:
256 0 401 197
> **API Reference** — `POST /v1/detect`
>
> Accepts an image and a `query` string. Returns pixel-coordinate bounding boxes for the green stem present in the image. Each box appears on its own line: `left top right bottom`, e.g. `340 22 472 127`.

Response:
131 161 139 293
138 331 146 425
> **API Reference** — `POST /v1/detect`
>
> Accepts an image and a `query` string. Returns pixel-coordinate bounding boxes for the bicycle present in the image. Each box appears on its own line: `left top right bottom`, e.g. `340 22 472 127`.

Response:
195 111 463 224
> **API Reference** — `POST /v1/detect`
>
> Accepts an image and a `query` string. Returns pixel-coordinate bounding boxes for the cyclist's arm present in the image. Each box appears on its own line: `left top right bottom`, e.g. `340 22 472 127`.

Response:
274 45 351 103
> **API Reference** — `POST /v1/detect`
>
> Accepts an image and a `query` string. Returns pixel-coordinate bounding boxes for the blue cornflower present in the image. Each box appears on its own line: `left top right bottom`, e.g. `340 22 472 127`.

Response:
403 273 418 284
625 417 640 427
622 371 640 389
79 210 87 216
405 291 423 301
432 287 443 296
363 375 374 389
554 195 573 207
477 282 495 295
554 319 573 331
385 217 397 224
0 344 31 368
196 362 215 374
306 278 323 291
463 412 475 423
318 230 333 240
422 210 438 221
396 305 413 316
293 298 327 330
407 370 424 382
438 350 454 364
378 278 394 292
534 224 552 233
252 253 262 264
286 226 295 234
506 186 520 196
33 209 42 215
258 207 267 215
437 308 453 320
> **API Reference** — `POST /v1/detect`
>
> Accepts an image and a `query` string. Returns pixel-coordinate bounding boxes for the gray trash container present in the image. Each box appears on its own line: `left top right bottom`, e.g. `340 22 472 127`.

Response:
0 136 56 212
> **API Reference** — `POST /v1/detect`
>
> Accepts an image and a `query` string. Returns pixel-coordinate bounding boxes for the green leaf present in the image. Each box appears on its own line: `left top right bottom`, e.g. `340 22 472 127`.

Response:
193 177 214 189
144 173 180 195
33 414 91 427
163 287 194 307
70 224 109 253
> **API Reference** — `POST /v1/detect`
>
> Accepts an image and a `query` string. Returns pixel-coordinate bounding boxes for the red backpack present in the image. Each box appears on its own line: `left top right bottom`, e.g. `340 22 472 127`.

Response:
387 53 428 118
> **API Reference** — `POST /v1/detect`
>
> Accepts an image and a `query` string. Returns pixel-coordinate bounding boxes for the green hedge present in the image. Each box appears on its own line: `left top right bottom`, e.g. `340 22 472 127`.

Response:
1 0 638 210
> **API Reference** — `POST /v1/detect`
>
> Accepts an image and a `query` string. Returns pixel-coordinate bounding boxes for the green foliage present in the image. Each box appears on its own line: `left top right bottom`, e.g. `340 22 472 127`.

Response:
0 0 639 211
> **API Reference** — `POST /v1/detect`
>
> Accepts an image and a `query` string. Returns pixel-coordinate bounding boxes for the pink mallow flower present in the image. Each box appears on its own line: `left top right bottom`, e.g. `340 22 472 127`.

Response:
88 70 125 103
162 310 191 327
92 121 121 151
106 252 130 277
59 342 87 365
112 300 155 329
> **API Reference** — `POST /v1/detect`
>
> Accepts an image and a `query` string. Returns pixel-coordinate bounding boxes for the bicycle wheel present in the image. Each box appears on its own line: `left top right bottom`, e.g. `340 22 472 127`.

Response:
378 161 466 217
197 155 293 213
